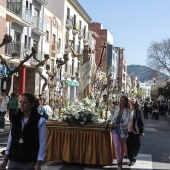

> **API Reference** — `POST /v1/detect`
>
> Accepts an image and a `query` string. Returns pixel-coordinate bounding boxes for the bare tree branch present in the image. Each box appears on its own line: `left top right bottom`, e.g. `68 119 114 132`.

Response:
147 38 170 74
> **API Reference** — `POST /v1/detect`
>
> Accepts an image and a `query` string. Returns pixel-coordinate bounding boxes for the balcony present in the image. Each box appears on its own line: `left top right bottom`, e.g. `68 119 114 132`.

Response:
78 29 84 39
51 42 61 54
83 33 89 43
32 16 47 36
6 1 31 27
72 28 79 35
4 42 31 66
35 0 48 5
65 41 72 53
66 17 73 30
30 51 45 66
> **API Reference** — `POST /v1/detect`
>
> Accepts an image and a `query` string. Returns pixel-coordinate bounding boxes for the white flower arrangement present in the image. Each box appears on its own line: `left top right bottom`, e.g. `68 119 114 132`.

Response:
59 98 103 125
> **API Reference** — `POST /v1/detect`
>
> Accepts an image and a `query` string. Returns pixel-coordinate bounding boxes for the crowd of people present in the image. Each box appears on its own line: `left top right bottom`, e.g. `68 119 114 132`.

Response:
0 88 168 170
141 100 168 120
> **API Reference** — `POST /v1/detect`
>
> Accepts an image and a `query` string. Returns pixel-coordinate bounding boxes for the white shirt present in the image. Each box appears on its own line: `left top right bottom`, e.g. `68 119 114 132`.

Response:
5 117 46 161
0 95 9 112
128 110 134 132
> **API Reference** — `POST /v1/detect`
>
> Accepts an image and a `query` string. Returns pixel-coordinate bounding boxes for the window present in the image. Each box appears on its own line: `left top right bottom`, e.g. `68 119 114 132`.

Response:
33 40 38 49
24 35 27 47
73 14 76 29
46 31 49 42
72 59 74 75
65 63 68 72
79 20 82 31
52 34 56 44
51 59 54 72
73 37 75 49
14 31 20 42
26 0 28 9
77 62 80 71
67 8 70 19
66 32 69 43
83 26 86 39
58 38 61 47
78 41 81 54
28 37 31 48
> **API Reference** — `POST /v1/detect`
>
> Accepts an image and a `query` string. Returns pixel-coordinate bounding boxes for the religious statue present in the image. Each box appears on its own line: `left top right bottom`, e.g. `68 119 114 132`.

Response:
69 45 96 99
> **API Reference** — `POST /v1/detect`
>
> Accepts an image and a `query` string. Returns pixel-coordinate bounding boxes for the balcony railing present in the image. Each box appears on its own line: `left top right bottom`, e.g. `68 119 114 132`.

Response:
78 29 84 39
5 42 25 59
5 42 46 67
6 1 31 25
22 6 31 24
32 16 47 35
51 42 61 53
36 0 48 5
83 32 89 43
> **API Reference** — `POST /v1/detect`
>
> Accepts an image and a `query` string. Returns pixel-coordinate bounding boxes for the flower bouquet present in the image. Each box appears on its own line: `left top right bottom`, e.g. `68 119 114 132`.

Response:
59 98 102 126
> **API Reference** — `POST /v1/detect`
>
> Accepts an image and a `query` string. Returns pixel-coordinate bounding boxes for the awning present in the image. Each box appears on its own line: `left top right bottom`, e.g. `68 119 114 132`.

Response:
67 80 79 87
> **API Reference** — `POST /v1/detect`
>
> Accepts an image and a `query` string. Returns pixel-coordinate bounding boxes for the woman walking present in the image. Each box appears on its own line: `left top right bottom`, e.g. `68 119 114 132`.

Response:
1 92 46 170
126 97 144 166
105 96 130 170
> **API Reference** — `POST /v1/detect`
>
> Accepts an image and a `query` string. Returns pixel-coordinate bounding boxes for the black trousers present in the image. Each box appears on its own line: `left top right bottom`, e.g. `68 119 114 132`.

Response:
126 132 141 162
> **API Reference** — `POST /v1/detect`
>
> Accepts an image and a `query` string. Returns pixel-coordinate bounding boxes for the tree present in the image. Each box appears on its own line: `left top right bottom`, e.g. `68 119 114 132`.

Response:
0 49 37 94
150 87 159 100
0 34 69 95
147 38 170 74
136 89 146 99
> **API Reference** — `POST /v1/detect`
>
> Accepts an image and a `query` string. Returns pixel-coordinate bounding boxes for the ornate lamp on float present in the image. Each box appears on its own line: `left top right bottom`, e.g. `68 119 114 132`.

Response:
42 58 64 119
99 68 117 121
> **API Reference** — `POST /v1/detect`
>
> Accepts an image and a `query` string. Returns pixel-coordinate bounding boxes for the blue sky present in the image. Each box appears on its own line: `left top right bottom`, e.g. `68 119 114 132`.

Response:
78 0 170 66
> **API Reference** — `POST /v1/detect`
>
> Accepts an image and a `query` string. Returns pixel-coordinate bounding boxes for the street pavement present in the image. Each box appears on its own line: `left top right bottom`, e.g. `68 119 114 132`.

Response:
0 113 170 169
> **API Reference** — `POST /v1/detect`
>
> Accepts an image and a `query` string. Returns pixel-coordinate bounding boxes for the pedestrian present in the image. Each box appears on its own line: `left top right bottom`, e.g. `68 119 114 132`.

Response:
38 98 49 120
126 97 144 166
152 100 158 119
7 92 19 123
0 89 9 133
43 100 53 120
1 92 46 170
105 96 130 170
143 102 148 119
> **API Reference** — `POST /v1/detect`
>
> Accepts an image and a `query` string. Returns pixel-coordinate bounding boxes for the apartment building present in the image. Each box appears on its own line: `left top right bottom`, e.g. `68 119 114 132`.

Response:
89 22 113 73
0 0 6 54
0 0 48 95
106 44 118 81
46 0 93 102
117 48 127 94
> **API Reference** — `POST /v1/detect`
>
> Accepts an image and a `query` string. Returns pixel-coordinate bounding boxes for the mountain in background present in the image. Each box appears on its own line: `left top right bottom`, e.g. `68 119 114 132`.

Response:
127 65 167 82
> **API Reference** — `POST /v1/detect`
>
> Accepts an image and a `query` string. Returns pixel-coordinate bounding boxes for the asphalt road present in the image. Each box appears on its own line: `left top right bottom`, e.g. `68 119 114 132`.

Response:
0 113 170 170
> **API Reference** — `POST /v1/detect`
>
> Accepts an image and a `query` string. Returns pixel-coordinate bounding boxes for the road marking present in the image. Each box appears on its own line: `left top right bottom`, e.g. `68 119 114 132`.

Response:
131 153 152 169
0 147 6 153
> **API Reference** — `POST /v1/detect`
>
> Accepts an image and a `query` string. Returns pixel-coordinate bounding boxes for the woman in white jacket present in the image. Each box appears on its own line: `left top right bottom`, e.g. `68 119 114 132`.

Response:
105 96 130 170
